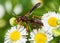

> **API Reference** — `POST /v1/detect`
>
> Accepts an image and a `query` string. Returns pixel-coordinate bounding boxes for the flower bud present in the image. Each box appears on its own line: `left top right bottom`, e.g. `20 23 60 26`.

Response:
52 27 60 37
57 20 60 25
9 17 17 26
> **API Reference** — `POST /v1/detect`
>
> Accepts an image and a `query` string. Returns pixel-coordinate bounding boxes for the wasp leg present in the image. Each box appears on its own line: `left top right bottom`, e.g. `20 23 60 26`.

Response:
23 22 29 38
26 24 28 32
32 15 42 19
17 21 24 30
19 21 23 26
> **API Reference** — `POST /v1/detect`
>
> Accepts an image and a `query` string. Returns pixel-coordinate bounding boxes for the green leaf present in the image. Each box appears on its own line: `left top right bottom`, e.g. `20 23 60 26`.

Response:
26 41 30 43
50 37 60 43
0 0 6 4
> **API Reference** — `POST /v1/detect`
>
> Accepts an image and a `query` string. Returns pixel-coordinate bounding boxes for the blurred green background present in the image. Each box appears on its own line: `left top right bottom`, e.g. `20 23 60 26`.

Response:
0 0 60 43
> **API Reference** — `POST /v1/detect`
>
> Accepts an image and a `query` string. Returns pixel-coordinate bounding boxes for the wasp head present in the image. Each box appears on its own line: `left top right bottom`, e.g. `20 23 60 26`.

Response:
16 16 22 23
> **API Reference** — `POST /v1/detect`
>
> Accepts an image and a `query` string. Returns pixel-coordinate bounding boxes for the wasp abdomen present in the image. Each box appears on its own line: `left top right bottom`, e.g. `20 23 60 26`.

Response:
31 18 43 26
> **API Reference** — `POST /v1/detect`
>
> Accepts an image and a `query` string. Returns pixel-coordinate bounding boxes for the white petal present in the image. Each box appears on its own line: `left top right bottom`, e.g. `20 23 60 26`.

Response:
21 29 27 35
30 32 35 39
15 36 27 43
47 37 53 41
5 1 12 12
41 27 49 32
17 25 24 32
13 4 22 15
5 32 10 37
0 5 5 18
10 26 16 33
4 40 10 43
29 39 34 41
5 37 9 41
33 29 37 34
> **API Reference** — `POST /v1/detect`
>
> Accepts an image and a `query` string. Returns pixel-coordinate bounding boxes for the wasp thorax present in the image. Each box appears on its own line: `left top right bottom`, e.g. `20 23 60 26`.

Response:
22 16 29 21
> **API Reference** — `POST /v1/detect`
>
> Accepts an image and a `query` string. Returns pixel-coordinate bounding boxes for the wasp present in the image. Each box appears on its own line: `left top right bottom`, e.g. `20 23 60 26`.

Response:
13 3 43 32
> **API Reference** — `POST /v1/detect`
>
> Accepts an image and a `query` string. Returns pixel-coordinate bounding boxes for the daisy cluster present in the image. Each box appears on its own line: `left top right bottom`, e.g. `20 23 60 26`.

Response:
4 0 60 43
4 12 60 43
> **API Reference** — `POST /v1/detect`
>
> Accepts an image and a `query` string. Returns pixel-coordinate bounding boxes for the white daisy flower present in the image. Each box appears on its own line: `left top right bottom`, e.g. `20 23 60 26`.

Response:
13 4 23 15
30 29 53 43
41 12 60 34
4 25 27 43
0 4 5 18
5 1 12 13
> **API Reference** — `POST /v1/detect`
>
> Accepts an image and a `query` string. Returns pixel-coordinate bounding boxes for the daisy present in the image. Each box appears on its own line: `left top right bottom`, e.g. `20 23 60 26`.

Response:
0 4 5 18
5 1 12 13
30 29 53 43
13 4 23 15
41 12 60 34
4 25 27 43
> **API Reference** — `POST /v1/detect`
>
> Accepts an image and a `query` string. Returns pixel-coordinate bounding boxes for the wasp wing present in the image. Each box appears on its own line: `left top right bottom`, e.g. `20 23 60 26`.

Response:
25 3 41 17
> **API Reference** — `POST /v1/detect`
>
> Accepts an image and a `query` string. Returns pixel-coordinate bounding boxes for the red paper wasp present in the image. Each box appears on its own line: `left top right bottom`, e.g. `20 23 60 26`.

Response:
13 3 43 31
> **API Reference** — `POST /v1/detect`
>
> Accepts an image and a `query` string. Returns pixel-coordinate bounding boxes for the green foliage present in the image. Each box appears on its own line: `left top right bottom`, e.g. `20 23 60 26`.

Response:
0 0 60 43
50 37 60 43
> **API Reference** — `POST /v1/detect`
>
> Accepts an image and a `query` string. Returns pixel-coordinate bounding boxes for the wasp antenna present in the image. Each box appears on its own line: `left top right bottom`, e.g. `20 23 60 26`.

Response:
12 11 17 17
25 3 41 16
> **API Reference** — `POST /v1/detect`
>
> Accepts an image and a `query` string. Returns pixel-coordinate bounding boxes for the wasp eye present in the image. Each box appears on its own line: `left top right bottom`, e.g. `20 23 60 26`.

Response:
16 16 21 22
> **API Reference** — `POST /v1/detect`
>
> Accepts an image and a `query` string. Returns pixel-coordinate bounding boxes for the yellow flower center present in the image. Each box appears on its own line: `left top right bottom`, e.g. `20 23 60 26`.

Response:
34 32 47 43
10 30 21 41
48 17 58 27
